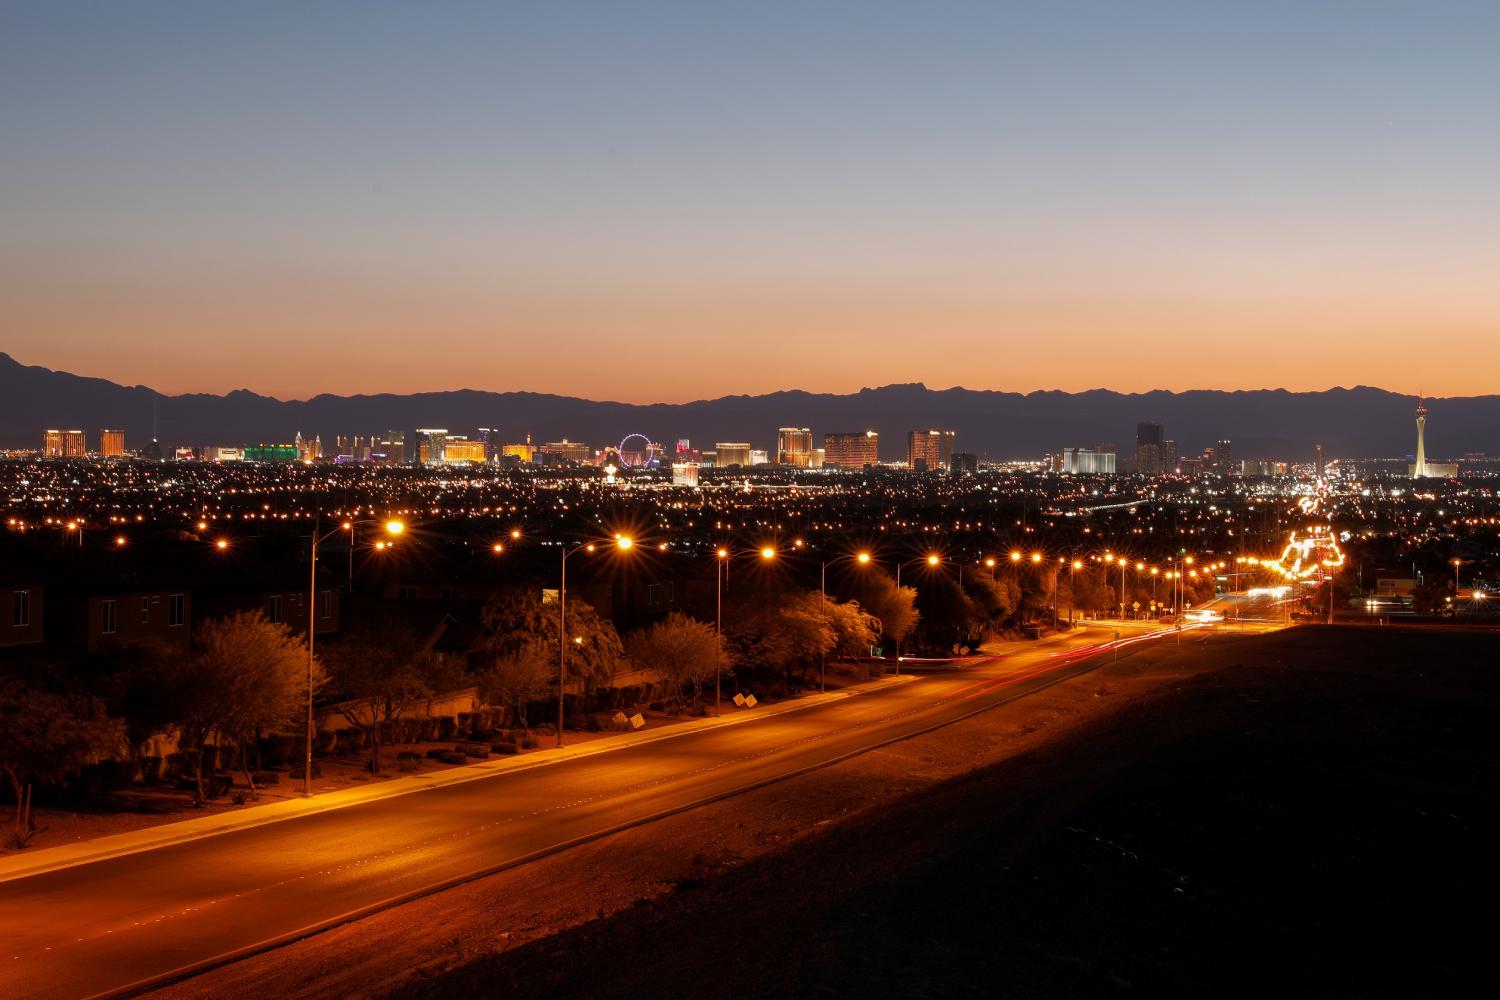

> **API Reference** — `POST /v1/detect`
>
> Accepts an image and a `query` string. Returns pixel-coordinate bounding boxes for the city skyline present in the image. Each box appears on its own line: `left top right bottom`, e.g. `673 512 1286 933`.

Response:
6 3 1500 400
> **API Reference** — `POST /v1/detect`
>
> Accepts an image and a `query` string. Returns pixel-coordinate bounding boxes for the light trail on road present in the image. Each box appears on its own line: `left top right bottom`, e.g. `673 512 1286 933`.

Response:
0 620 1241 1000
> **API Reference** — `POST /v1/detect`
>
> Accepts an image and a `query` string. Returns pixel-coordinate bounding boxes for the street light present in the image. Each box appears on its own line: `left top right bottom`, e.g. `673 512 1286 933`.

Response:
305 517 403 796
890 554 942 675
559 535 634 747
818 549 875 695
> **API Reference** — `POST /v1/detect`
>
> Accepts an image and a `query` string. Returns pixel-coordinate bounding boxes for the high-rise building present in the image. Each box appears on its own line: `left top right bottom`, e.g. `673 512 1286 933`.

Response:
443 438 485 463
1215 439 1233 475
777 427 814 467
415 428 448 466
674 439 702 463
1315 443 1325 480
671 462 700 486
949 453 978 476
99 429 126 458
1135 422 1165 475
715 442 752 468
377 430 406 464
43 429 86 458
1412 397 1428 478
1162 439 1179 473
823 431 879 469
540 439 590 464
1061 446 1116 474
749 449 770 466
1409 397 1458 478
900 431 936 473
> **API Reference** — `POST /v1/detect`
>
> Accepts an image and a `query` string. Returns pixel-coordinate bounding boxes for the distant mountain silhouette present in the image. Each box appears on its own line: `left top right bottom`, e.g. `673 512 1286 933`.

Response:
1 352 1491 461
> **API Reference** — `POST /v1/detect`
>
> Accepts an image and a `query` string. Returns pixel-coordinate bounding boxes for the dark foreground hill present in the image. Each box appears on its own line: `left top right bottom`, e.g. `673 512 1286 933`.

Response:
387 626 1500 999
3 352 1494 459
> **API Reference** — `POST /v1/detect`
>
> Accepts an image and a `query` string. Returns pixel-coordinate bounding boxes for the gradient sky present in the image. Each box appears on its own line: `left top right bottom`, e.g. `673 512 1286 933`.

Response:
4 1 1499 402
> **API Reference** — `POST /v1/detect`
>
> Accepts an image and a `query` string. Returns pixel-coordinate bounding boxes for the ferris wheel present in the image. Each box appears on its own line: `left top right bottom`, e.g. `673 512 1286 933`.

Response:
616 433 660 469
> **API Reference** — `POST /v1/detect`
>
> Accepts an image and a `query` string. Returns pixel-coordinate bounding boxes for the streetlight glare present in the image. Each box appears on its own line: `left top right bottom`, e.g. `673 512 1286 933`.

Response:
1072 560 1083 570
717 547 729 559
926 554 941 566
760 547 776 560
1030 552 1042 564
492 543 504 553
215 539 229 550
984 557 996 568
856 551 871 564
115 536 126 546
616 536 634 550
385 520 405 535
511 529 522 539
1009 551 1022 562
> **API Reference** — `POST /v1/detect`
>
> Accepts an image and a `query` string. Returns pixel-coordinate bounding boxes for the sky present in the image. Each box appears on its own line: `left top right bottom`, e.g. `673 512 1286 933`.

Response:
3 1 1500 402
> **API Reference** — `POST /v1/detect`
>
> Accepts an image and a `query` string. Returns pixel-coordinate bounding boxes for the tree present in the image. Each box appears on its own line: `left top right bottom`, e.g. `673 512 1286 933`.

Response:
0 674 118 847
850 574 919 652
177 611 317 804
478 640 552 731
824 598 882 658
914 572 977 651
626 612 720 709
324 622 437 774
479 588 624 704
727 590 834 687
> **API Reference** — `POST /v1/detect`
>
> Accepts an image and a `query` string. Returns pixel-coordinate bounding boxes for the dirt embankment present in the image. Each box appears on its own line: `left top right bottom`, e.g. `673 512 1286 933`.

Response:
153 627 1500 999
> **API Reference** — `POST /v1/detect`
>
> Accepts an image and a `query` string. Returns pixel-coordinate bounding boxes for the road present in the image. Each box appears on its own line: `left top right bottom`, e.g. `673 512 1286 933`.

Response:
1 621 1199 1000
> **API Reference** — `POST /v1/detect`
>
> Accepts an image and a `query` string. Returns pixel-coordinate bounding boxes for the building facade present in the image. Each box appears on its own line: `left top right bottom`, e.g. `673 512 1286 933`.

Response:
99 429 126 458
715 442 752 468
906 429 953 472
823 431 879 469
777 427 814 467
1061 446 1116 474
43 429 87 458
1135 422 1165 475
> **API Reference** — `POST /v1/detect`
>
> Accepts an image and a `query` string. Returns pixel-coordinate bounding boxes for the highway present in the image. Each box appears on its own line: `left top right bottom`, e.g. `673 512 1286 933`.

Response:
1 620 1198 1000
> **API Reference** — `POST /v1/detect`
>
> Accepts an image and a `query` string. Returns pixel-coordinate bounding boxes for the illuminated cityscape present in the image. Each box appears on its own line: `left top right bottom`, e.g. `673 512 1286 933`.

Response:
4 4 1499 999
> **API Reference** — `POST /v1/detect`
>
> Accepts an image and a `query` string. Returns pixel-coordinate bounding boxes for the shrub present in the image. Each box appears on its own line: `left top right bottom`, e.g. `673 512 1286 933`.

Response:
440 752 468 765
519 735 538 750
396 751 422 773
491 741 519 755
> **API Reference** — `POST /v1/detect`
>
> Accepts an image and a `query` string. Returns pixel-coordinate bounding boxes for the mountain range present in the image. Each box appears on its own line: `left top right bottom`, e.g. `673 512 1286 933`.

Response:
1 352 1490 462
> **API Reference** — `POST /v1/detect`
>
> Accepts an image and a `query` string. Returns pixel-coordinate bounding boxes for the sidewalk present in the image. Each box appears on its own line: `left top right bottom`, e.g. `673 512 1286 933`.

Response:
0 673 916 886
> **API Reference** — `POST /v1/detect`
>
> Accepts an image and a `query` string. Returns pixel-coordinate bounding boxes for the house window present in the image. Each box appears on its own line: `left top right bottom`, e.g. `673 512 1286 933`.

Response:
12 590 29 628
319 589 332 620
140 596 151 624
101 599 117 635
267 594 283 624
168 594 186 627
647 583 662 606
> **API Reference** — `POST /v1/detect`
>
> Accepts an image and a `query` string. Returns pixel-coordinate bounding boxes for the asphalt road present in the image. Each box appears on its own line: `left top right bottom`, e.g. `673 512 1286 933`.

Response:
1 621 1192 1000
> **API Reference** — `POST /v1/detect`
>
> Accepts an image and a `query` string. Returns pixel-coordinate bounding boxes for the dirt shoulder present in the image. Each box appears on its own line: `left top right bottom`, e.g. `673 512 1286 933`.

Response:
149 626 1263 1000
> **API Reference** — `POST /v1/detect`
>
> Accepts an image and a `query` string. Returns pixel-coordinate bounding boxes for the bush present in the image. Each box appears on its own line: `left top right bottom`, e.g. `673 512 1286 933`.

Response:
491 741 519 755
396 751 422 773
520 735 538 750
459 742 490 758
425 748 451 760
440 752 468 765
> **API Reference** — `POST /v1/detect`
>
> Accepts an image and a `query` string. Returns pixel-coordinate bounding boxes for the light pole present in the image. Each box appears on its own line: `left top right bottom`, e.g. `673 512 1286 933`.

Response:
1068 559 1082 624
1452 558 1463 598
891 554 941 674
305 516 403 797
818 550 874 693
559 535 633 748
711 545 777 714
